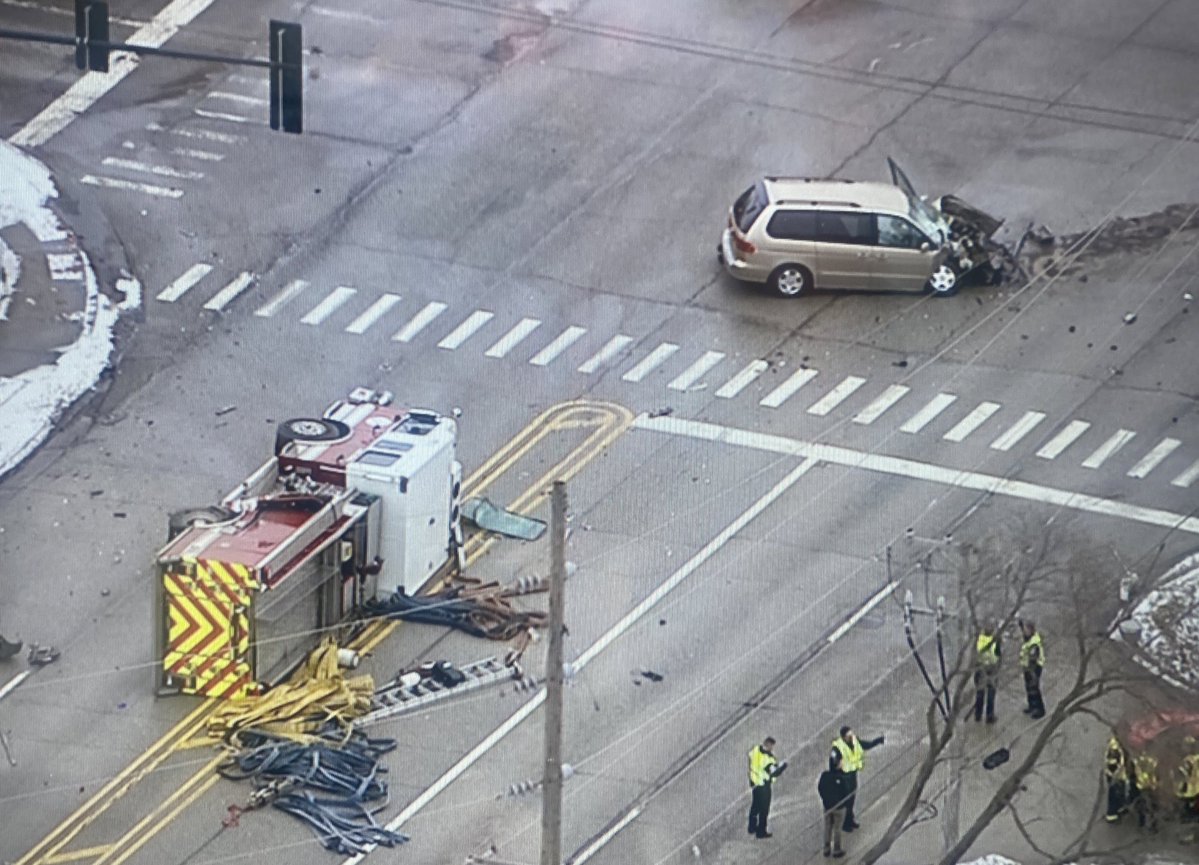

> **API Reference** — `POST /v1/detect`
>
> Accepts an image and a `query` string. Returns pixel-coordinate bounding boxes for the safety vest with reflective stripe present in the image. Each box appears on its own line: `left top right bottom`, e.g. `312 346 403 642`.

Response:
976 633 999 669
832 736 865 773
1104 738 1127 782
1178 754 1199 798
1019 632 1044 669
1134 754 1158 791
748 745 777 787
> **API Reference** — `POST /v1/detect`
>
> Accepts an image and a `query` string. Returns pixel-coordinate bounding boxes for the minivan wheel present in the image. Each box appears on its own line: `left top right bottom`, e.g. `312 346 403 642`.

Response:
927 264 959 296
769 264 811 298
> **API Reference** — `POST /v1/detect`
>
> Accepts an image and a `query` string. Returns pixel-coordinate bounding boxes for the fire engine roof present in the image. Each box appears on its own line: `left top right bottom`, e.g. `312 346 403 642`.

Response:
287 401 407 478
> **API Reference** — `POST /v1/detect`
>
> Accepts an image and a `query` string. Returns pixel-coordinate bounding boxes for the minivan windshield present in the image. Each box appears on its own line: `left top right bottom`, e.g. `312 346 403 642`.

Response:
887 158 947 243
733 181 768 233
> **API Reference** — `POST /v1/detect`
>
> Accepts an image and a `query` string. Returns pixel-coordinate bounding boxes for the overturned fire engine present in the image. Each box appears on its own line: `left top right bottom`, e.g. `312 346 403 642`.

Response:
153 388 463 699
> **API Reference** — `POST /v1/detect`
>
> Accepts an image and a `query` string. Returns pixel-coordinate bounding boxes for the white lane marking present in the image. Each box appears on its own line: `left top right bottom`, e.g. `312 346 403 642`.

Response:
760 368 818 408
392 302 447 343
943 401 1001 442
530 325 587 366
228 74 269 88
715 360 769 399
147 121 244 143
341 454 820 864
300 286 357 325
345 294 401 335
828 582 899 643
900 393 957 434
207 91 268 106
0 670 31 703
1173 459 1199 488
1128 438 1181 479
80 175 183 198
852 384 910 426
193 108 251 123
1082 429 1136 469
157 263 213 302
578 335 633 373
172 147 224 161
0 0 143 26
622 343 679 382
311 5 378 21
47 253 84 281
255 279 308 317
637 415 1199 535
202 271 255 311
11 0 226 148
669 351 725 391
990 410 1046 452
437 310 494 349
807 375 866 416
485 318 541 358
102 156 204 180
1036 420 1090 460
571 807 645 865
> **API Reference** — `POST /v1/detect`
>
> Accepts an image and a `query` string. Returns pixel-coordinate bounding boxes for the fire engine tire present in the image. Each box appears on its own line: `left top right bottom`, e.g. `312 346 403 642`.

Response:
168 506 236 539
274 418 351 455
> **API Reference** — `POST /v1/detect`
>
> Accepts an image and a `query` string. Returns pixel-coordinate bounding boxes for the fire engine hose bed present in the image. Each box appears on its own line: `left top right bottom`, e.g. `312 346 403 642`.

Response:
361 587 545 641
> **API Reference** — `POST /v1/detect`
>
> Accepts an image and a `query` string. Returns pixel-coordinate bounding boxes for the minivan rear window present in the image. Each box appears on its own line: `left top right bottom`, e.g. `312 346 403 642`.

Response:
766 210 818 241
733 182 768 232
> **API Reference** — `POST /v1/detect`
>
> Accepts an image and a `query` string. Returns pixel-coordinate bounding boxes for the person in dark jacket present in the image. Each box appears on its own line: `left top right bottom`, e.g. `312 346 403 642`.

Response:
830 725 885 832
817 750 849 857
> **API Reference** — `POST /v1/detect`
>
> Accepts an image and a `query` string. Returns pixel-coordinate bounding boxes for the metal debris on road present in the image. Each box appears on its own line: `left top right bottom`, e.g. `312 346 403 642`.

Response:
215 405 237 416
27 644 59 666
461 496 546 541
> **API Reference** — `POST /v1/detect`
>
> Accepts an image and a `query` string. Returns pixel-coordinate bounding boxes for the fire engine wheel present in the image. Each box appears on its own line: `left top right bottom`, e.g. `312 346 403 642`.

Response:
168 506 236 539
274 417 352 455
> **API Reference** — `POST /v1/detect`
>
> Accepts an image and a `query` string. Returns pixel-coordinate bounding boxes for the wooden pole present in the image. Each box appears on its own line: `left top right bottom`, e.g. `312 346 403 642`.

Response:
540 480 567 865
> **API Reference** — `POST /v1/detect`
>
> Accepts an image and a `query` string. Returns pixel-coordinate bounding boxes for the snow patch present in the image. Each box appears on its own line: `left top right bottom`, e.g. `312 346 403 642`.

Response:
1122 552 1199 691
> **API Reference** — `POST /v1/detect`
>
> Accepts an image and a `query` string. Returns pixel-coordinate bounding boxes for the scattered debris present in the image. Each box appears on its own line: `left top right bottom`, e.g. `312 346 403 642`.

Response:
27 644 59 666
1123 312 1137 324
648 407 674 419
215 405 237 417
982 747 1010 770
891 359 908 368
89 489 103 497
641 670 664 682
0 729 14 766
462 497 546 541
361 582 547 642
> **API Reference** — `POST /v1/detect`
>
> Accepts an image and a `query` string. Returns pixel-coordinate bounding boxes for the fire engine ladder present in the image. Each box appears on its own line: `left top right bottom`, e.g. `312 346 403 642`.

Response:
355 657 523 727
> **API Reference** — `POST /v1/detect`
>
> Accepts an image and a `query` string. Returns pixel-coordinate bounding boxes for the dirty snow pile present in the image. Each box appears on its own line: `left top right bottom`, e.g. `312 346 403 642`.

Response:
0 139 141 480
1121 551 1199 691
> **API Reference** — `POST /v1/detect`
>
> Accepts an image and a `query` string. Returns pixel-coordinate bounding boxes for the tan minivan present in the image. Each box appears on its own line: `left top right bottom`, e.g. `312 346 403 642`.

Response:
719 159 1001 298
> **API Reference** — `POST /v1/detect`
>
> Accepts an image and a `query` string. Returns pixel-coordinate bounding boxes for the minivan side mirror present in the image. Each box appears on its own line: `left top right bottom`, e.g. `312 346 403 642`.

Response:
919 241 932 252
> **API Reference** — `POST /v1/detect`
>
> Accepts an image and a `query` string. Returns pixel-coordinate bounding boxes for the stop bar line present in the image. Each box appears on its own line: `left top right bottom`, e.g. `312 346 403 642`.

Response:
342 455 821 863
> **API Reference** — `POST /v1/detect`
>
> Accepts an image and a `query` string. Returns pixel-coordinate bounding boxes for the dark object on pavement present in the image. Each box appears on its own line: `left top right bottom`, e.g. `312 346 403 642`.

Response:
28 644 59 666
361 585 546 642
0 635 21 660
983 747 1010 770
461 497 546 541
641 669 664 682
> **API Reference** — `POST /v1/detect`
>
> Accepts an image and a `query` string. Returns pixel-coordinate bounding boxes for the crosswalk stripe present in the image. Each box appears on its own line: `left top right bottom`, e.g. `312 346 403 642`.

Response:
943 401 1001 442
80 175 183 198
808 375 866 416
716 360 769 399
194 108 250 123
156 263 212 302
1172 459 1199 488
345 294 402 334
300 286 357 325
147 121 244 144
102 156 203 180
853 384 910 425
392 302 447 343
486 318 542 358
622 343 679 382
530 326 587 366
208 91 268 106
990 410 1046 452
578 335 633 373
1081 429 1136 469
255 280 308 317
760 368 818 408
669 351 725 391
901 393 957 434
172 147 224 162
438 310 494 349
202 271 255 311
1035 420 1090 460
1127 438 1181 479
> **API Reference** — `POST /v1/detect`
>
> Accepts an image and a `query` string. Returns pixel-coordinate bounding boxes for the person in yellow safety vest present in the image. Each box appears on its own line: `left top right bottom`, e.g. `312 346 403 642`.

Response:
1018 620 1046 720
1178 737 1199 823
1133 753 1159 831
747 737 787 839
972 623 1001 724
1103 735 1130 823
830 725 884 833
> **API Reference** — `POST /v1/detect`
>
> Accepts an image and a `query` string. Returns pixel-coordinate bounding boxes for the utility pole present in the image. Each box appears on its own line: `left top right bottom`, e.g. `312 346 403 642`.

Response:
540 481 567 865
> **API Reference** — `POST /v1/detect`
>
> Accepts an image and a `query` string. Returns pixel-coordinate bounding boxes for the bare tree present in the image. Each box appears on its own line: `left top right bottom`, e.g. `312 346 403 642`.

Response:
859 516 1198 865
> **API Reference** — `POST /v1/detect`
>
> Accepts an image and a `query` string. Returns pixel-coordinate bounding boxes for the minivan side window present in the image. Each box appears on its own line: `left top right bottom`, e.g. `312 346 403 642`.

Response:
765 210 819 241
815 211 875 245
877 214 928 249
733 182 769 232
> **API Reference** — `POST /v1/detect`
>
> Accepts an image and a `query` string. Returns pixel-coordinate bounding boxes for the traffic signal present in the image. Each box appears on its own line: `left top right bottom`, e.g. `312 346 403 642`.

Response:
269 20 302 134
75 0 109 72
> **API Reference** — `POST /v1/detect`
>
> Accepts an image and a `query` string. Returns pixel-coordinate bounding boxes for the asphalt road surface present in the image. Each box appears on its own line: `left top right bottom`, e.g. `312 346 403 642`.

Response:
2 1 1198 864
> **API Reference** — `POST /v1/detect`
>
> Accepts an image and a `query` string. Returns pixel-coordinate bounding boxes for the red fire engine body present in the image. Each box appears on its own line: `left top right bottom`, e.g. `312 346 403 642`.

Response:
153 389 462 699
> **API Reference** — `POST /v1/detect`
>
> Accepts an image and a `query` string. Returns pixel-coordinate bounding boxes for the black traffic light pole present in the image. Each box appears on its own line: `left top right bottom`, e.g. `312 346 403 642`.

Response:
0 1 303 132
